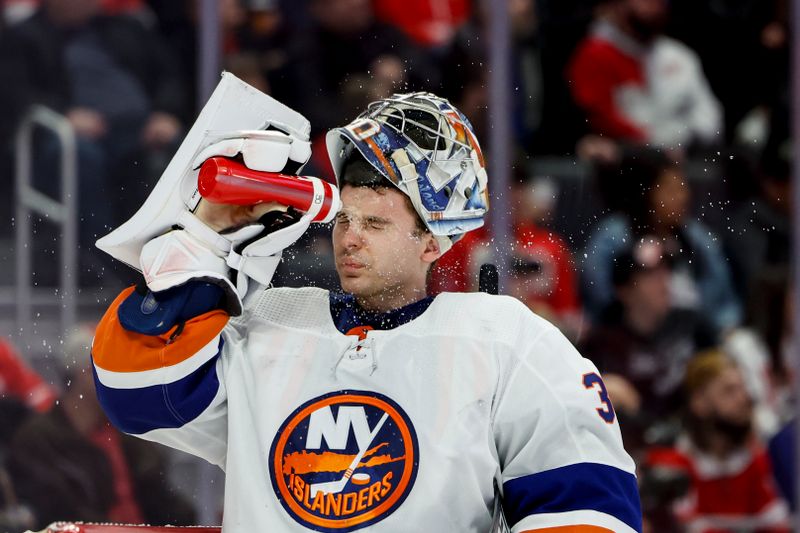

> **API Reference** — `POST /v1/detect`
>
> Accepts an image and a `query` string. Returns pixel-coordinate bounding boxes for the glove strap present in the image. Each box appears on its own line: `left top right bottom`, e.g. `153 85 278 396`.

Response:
176 211 232 255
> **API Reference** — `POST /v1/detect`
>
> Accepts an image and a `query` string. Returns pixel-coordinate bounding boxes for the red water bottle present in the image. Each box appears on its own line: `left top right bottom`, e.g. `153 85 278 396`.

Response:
198 157 340 223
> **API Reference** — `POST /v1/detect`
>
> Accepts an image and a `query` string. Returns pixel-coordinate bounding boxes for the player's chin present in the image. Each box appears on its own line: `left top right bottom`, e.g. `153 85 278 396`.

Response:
337 272 368 294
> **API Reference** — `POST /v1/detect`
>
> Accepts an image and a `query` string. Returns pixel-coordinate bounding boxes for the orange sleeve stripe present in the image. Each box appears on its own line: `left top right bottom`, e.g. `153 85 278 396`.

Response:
93 286 229 373
521 527 613 532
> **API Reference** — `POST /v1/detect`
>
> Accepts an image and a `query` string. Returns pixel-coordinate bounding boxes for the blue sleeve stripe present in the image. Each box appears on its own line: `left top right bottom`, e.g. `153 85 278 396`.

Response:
118 281 225 336
92 345 222 435
503 462 642 532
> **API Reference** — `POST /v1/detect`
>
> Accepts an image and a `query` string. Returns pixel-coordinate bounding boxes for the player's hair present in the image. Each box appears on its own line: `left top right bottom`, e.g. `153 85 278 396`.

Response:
339 153 429 236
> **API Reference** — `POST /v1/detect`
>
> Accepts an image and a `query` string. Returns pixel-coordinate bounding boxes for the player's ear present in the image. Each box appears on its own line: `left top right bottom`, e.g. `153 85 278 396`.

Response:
420 233 442 265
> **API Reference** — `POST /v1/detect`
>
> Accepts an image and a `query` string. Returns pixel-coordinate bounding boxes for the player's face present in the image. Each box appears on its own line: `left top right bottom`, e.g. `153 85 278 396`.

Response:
332 185 439 311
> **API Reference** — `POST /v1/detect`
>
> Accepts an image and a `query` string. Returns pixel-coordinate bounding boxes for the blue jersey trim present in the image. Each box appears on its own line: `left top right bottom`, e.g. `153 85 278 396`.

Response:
503 462 642 532
329 292 434 334
92 339 222 435
119 281 225 336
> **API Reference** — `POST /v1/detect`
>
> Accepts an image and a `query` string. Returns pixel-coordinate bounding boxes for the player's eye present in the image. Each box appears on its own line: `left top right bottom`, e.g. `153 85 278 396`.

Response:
365 218 388 230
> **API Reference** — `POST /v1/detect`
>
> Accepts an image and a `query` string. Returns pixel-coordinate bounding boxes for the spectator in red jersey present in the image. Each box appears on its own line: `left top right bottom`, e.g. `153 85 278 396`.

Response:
373 0 470 47
0 338 55 413
646 350 790 532
430 175 582 337
566 0 722 149
5 325 195 530
0 340 53 533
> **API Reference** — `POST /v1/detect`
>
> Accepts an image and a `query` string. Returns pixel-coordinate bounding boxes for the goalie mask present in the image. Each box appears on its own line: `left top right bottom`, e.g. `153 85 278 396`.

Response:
326 92 490 254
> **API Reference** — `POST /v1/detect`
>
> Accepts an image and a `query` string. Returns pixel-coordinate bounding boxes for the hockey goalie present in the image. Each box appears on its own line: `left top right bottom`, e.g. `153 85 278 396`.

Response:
69 73 641 532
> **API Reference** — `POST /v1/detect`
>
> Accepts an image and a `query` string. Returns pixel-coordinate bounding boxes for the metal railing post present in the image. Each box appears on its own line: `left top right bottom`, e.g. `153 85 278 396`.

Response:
15 118 33 338
14 105 79 342
486 0 513 292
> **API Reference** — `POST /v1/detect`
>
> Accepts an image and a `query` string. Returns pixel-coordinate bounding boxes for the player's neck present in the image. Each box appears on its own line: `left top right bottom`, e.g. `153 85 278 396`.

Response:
355 284 429 313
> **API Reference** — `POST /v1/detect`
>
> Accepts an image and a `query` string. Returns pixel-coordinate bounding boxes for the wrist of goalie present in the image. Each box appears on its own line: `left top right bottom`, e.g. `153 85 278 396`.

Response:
140 230 244 316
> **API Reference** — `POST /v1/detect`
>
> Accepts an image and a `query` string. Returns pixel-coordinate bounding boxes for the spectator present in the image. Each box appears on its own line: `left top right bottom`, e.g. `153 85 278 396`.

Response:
646 350 790 532
156 0 276 120
581 236 717 418
0 398 37 532
566 0 723 149
728 130 791 304
0 338 55 413
438 0 545 150
0 0 185 254
583 149 742 333
535 0 598 155
373 0 470 48
285 0 439 136
668 0 788 144
0 339 50 533
431 176 582 337
747 273 792 390
5 325 195 529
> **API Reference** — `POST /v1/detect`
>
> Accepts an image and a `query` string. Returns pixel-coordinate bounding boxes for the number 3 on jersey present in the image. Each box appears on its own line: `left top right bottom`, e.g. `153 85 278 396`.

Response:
582 372 616 424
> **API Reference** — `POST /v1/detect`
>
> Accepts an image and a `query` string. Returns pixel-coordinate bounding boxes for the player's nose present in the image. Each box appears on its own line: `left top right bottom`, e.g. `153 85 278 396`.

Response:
339 223 364 250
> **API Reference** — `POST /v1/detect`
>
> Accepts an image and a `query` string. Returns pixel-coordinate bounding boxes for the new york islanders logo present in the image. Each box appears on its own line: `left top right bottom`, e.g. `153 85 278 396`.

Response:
269 390 419 531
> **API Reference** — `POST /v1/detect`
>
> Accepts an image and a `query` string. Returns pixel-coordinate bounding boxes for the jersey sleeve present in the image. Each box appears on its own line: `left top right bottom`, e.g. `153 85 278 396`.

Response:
493 308 642 533
92 282 231 468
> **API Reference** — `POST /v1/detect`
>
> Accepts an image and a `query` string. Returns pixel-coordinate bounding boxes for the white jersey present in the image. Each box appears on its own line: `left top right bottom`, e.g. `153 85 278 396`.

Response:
92 285 641 532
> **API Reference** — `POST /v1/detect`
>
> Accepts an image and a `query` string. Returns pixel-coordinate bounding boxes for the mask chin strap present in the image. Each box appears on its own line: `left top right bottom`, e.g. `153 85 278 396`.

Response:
390 149 453 255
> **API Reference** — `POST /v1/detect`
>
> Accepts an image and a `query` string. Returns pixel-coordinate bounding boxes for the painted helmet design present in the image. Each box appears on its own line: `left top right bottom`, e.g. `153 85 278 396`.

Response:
326 92 489 252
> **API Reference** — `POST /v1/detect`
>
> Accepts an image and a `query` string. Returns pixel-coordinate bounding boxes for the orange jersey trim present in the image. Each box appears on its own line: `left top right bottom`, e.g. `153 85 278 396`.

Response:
521 526 613 532
93 286 229 373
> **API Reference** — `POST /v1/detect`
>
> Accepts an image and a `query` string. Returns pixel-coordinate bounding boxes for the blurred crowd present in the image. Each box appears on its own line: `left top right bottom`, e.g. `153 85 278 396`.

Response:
0 0 793 531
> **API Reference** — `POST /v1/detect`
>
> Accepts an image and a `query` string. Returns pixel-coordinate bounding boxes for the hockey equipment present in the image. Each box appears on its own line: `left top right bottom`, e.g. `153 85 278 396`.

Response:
94 285 643 532
138 205 312 315
326 92 489 253
96 73 312 272
198 157 340 223
26 524 220 533
479 263 499 295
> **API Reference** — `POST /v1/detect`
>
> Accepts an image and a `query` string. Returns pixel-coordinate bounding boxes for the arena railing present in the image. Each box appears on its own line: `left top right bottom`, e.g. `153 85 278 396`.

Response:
14 105 78 341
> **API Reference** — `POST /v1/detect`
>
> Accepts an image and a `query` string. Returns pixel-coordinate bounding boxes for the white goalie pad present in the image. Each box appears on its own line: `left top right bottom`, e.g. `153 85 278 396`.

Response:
95 72 312 271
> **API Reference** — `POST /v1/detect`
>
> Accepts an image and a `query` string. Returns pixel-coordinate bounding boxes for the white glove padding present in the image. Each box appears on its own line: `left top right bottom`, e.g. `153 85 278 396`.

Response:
138 126 316 316
140 228 242 315
191 130 311 176
140 208 314 316
227 208 315 298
